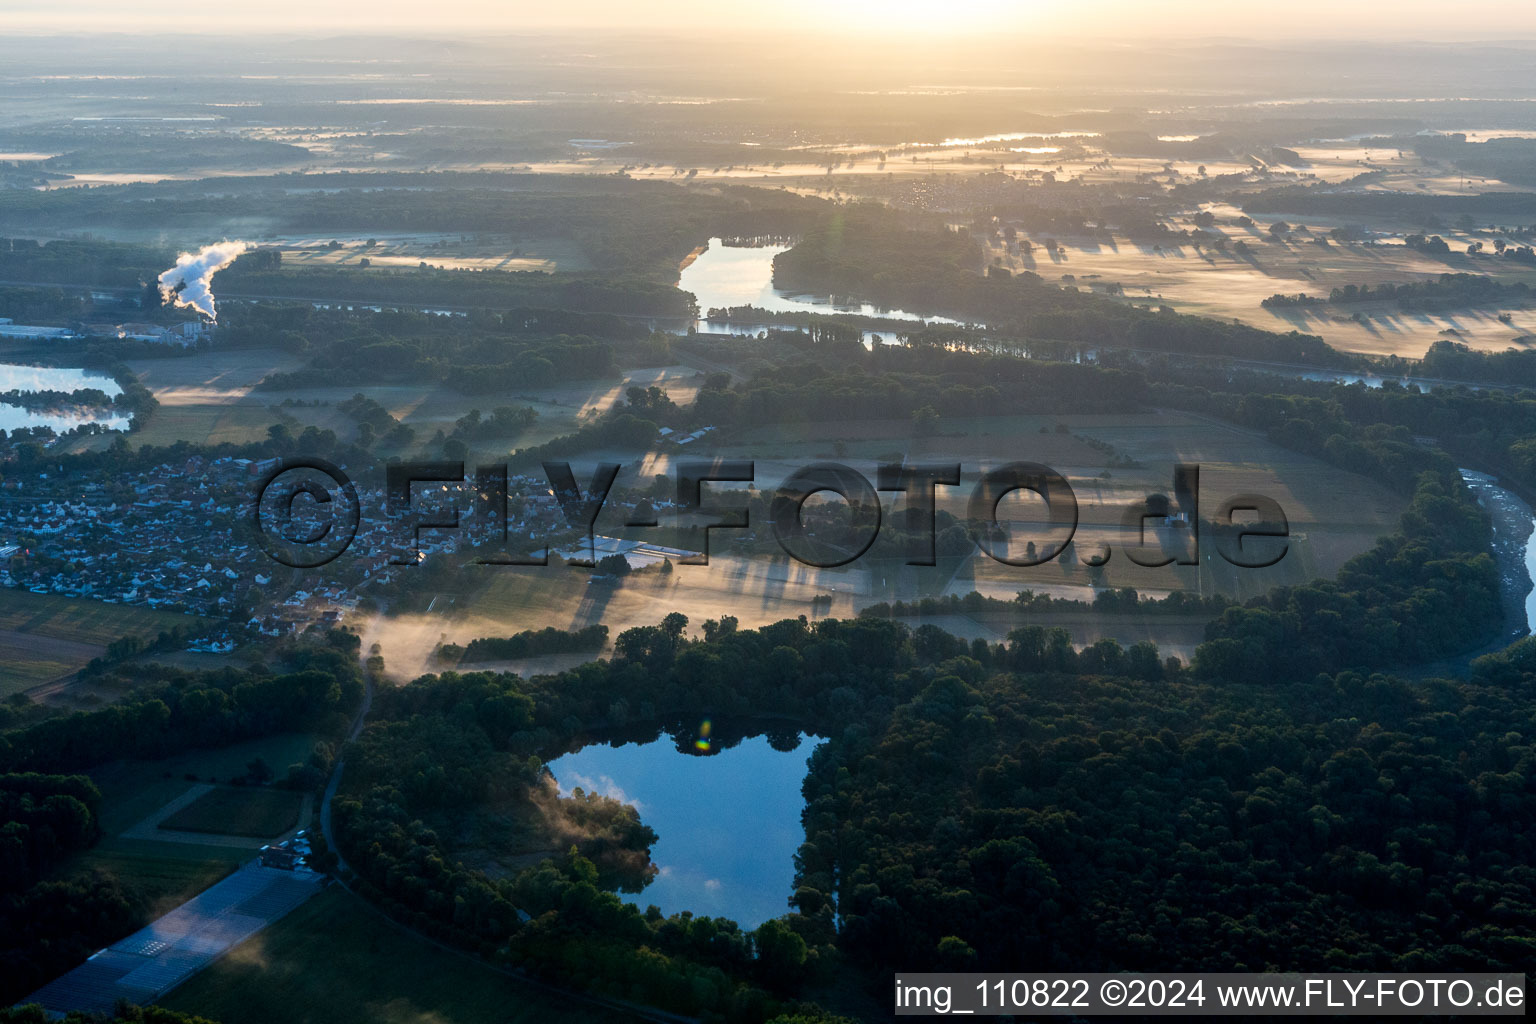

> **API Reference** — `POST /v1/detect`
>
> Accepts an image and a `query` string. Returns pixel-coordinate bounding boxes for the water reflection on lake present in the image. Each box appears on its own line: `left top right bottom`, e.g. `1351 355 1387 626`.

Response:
679 237 961 326
0 363 127 433
0 405 130 433
1461 469 1536 636
0 364 121 395
548 729 822 929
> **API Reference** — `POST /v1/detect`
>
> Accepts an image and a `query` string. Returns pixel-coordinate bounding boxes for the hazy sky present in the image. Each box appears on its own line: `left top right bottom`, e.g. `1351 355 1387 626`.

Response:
6 0 1536 37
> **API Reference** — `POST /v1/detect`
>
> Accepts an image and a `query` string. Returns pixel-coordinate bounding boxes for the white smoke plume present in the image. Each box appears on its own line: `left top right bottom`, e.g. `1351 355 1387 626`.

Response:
157 241 248 321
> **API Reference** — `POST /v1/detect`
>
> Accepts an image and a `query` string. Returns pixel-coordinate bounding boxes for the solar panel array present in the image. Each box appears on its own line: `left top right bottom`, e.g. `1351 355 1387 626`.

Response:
21 863 322 1015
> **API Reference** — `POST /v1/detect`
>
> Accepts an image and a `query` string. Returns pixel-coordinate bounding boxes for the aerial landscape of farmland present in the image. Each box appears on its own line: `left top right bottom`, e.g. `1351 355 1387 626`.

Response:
0 5 1534 1022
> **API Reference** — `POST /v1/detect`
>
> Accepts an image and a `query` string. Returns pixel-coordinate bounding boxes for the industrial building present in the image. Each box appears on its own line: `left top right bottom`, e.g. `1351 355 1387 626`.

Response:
111 321 208 345
0 318 75 340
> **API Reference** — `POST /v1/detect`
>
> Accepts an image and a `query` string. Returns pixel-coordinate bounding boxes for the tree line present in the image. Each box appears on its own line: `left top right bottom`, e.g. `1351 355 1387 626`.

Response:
444 624 610 664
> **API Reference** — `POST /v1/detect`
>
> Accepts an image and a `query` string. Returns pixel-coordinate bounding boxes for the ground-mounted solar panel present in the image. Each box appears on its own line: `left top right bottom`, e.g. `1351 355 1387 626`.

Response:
21 863 324 1014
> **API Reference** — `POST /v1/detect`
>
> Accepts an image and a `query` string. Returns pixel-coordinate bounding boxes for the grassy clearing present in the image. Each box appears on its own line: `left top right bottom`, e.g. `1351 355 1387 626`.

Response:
56 846 240 918
159 786 305 838
90 733 322 835
162 889 642 1024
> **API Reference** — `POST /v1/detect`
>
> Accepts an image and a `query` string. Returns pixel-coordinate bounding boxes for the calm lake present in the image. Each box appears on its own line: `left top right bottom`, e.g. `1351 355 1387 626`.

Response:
0 364 128 433
679 236 960 326
548 730 823 929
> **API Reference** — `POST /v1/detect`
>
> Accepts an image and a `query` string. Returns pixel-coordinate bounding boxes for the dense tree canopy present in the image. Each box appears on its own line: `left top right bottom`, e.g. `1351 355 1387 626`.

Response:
0 639 362 1004
332 611 1536 1019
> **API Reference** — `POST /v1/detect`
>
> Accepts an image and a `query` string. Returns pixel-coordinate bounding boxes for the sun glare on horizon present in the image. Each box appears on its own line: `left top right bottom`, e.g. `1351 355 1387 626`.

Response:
5 0 1536 36
803 0 1028 34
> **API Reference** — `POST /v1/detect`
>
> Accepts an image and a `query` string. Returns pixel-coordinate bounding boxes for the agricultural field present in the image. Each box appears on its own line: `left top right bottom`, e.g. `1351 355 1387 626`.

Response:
644 407 1403 602
364 409 1405 677
982 215 1536 360
271 233 592 273
124 349 311 394
162 889 642 1024
123 401 287 450
54 349 310 453
523 135 1529 204
0 630 99 694
951 413 1401 604
0 587 196 645
362 546 870 682
0 588 203 696
519 140 1326 191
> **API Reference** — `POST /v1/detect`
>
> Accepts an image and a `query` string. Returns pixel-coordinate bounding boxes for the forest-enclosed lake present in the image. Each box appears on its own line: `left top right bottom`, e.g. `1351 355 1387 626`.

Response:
548 730 823 929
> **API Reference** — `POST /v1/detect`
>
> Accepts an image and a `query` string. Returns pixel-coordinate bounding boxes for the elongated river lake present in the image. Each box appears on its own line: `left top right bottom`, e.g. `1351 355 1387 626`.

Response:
679 236 959 325
1461 469 1536 636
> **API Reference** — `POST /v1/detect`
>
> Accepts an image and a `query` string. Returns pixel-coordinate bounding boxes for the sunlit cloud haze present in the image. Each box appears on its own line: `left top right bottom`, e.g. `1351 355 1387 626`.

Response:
6 0 1536 37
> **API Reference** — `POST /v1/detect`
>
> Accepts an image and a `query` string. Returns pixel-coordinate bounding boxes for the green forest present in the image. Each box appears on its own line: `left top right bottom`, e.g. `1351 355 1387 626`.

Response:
0 635 362 1004
330 613 1535 1021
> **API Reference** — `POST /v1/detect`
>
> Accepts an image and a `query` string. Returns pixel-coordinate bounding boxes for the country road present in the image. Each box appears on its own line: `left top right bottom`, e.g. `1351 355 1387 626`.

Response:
315 637 693 1024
